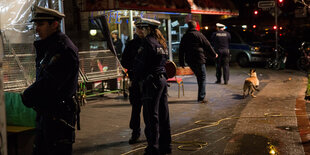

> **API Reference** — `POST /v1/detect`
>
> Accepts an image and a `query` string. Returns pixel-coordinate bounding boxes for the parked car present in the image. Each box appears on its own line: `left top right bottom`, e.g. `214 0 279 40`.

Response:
171 30 273 67
227 29 273 67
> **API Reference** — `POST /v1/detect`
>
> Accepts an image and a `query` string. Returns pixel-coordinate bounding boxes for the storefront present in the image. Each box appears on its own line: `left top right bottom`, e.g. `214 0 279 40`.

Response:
86 10 200 65
77 0 239 66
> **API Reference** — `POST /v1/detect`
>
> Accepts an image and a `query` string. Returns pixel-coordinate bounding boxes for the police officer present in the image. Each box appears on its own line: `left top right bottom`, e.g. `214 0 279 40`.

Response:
21 6 79 155
111 30 123 60
121 28 144 144
211 23 231 85
133 18 171 155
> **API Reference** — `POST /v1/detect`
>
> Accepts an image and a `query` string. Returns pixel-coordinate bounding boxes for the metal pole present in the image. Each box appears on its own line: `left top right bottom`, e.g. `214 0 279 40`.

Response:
48 0 52 8
275 0 278 60
59 0 65 33
167 18 172 61
0 30 8 155
129 10 133 40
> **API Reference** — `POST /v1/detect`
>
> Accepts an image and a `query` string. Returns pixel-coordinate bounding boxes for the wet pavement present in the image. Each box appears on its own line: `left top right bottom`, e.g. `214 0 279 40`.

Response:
73 65 309 155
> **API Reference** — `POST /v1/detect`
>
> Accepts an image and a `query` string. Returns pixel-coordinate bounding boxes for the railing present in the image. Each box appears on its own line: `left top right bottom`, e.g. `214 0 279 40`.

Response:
1 43 128 103
77 50 127 104
2 43 35 92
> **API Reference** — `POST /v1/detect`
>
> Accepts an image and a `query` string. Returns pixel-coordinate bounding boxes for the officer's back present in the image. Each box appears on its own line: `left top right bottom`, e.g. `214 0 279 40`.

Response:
211 24 231 50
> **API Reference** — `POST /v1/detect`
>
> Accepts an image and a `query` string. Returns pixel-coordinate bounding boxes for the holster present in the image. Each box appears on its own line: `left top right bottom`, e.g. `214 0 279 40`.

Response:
141 74 162 102
72 95 81 130
39 95 80 131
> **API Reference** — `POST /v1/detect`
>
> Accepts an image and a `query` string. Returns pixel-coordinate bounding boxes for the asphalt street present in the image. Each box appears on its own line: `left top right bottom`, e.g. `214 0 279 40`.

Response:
73 65 309 155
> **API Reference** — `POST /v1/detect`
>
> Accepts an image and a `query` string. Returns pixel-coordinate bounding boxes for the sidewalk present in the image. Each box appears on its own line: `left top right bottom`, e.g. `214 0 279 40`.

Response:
73 66 308 155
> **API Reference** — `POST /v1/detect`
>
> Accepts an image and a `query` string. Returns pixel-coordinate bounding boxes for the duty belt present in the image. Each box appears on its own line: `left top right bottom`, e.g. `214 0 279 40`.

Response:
44 95 81 130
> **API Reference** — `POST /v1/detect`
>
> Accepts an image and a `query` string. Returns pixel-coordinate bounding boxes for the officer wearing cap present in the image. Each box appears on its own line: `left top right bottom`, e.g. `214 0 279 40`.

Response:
21 6 79 155
132 18 172 154
121 25 144 144
211 23 231 85
111 30 123 59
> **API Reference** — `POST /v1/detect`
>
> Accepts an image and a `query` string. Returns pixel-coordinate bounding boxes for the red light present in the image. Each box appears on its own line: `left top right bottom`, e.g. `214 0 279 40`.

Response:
253 25 256 28
278 0 284 6
195 21 200 31
273 25 277 30
280 33 282 36
254 10 258 15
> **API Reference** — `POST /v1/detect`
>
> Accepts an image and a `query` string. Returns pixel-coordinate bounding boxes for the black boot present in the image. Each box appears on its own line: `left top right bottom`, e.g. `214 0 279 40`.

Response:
159 147 172 154
129 130 140 144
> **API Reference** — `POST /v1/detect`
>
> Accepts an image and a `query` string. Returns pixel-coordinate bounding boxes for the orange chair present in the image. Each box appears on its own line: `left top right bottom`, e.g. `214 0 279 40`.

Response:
167 76 184 98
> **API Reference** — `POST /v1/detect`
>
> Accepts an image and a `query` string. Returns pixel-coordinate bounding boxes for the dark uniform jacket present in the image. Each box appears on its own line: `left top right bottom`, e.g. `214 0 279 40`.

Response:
113 38 123 59
132 35 168 81
179 28 217 66
22 31 79 113
211 30 231 50
121 36 142 80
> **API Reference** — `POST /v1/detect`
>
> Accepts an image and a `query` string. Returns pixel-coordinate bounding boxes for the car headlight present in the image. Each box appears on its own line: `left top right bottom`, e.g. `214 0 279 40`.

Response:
251 46 260 52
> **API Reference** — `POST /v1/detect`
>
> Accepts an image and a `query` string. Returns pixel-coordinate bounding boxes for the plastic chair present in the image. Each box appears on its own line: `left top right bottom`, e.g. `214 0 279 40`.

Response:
167 76 184 98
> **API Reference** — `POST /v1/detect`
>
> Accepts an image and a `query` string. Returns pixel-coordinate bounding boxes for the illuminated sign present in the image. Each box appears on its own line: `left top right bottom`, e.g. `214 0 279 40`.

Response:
90 10 158 25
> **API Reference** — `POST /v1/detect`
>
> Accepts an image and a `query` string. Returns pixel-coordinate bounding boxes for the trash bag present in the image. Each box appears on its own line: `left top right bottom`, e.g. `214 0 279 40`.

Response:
5 92 36 127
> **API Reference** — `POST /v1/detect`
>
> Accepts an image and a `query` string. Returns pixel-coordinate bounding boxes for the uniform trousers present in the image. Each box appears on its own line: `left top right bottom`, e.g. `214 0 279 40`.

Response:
216 49 230 83
129 80 143 135
32 113 75 155
142 76 171 154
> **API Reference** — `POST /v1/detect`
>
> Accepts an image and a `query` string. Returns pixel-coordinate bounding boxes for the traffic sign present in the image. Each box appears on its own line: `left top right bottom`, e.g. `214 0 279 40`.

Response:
258 1 275 8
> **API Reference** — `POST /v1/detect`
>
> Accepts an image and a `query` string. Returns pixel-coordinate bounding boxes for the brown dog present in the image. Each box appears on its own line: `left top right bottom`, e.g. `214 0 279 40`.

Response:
243 69 259 98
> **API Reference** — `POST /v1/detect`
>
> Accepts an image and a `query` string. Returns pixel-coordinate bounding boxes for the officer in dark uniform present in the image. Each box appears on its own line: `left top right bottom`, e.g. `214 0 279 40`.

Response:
133 18 172 155
121 29 144 144
21 6 79 155
111 30 123 60
211 23 231 85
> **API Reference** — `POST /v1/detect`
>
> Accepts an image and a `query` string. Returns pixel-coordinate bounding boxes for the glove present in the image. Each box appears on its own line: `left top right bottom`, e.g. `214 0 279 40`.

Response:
20 89 34 108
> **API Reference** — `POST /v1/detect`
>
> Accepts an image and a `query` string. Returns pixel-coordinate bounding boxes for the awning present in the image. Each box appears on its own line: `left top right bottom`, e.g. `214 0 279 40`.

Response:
79 0 239 16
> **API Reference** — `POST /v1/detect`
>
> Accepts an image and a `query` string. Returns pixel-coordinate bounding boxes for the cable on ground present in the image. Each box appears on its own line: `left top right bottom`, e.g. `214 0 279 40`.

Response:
122 112 307 154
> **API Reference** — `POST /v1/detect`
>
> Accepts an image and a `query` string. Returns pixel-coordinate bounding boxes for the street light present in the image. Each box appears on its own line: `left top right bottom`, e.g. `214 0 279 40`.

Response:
278 0 284 7
89 29 97 36
273 25 277 30
254 10 259 15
